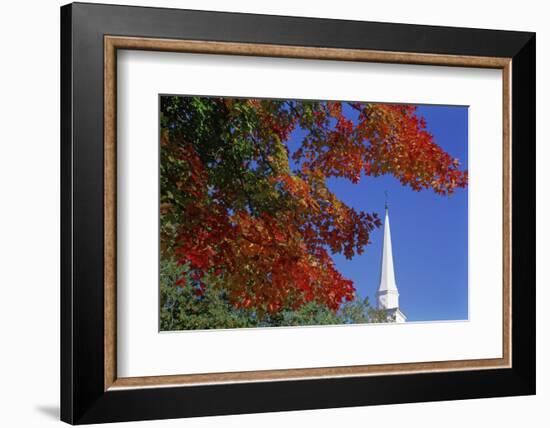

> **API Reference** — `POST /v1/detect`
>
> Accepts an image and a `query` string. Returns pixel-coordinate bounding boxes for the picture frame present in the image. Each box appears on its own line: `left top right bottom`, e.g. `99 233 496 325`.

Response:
60 2 535 424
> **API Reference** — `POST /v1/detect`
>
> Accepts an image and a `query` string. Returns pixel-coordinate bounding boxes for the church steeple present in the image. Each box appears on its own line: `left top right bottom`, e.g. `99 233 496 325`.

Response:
376 199 407 322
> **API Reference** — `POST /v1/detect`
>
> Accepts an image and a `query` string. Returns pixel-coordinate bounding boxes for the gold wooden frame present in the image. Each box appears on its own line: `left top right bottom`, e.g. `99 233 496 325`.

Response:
104 35 512 391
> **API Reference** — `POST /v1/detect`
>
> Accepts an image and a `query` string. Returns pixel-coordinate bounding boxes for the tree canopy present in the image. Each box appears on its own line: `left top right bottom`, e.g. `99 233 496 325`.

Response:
160 96 467 322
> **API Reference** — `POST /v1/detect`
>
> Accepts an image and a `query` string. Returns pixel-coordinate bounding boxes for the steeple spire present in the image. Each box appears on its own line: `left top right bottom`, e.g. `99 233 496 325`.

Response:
377 205 398 299
376 198 407 322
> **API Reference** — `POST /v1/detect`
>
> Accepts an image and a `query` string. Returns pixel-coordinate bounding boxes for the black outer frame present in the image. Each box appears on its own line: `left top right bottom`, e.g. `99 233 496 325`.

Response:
60 2 536 424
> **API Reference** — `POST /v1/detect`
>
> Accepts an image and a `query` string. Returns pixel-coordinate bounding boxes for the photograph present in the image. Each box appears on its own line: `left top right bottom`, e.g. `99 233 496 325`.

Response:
159 95 469 331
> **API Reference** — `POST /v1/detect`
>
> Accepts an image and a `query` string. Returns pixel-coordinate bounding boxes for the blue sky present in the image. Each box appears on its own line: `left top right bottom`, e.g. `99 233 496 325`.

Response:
288 104 469 322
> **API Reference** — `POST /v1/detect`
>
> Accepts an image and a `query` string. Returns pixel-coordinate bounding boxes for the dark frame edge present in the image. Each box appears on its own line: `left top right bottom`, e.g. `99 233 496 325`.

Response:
61 3 74 425
510 33 536 395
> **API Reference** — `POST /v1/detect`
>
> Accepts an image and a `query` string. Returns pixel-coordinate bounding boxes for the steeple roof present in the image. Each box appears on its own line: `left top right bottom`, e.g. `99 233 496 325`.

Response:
378 207 399 293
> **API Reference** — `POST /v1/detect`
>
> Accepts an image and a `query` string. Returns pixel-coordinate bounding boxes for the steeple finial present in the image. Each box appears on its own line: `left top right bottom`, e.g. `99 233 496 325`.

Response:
384 190 389 211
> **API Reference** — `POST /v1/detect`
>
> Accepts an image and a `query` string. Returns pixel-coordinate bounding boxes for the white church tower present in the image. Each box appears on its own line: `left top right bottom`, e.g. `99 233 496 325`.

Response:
376 199 407 323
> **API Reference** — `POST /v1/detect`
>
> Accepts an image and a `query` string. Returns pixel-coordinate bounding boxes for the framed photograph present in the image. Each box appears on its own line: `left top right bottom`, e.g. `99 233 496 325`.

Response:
60 2 535 424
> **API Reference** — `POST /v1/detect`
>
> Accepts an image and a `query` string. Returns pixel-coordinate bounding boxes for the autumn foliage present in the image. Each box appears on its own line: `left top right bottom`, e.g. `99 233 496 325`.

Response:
160 96 467 318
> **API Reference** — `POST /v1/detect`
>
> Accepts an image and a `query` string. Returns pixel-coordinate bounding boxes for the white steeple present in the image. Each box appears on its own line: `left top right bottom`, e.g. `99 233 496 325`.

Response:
376 198 406 322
